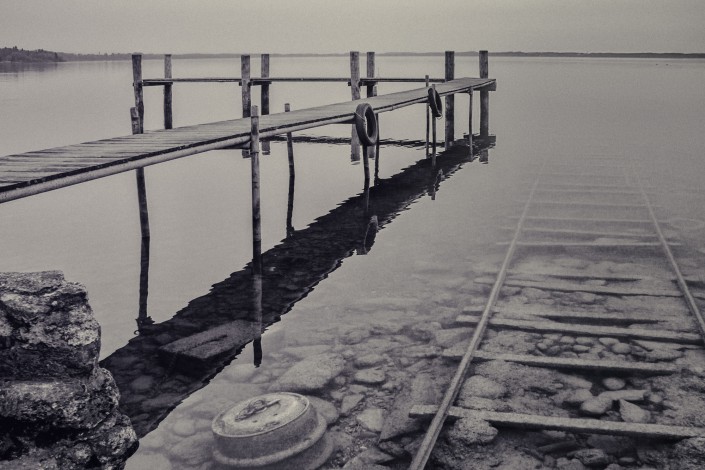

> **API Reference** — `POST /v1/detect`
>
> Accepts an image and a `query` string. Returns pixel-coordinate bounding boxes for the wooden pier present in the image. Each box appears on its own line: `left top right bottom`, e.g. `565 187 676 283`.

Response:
0 51 495 204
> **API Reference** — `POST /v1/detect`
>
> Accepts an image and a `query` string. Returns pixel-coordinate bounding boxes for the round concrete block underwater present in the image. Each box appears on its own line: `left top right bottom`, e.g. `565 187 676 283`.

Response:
211 392 334 469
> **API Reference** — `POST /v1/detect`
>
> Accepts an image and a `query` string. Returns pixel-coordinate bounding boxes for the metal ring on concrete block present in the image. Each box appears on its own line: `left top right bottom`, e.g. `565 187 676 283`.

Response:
428 87 443 118
354 103 378 146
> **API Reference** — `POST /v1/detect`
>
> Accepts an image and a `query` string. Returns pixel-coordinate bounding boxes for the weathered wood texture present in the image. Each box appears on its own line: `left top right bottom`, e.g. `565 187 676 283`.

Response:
241 55 251 118
163 54 173 129
410 407 705 439
444 51 454 146
260 54 270 115
0 77 494 204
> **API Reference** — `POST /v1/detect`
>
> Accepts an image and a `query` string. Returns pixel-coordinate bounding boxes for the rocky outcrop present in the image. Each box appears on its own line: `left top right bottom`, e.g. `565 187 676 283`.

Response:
0 271 136 469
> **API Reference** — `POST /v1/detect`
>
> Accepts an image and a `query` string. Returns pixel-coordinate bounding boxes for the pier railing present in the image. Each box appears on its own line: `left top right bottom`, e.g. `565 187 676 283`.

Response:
132 50 495 147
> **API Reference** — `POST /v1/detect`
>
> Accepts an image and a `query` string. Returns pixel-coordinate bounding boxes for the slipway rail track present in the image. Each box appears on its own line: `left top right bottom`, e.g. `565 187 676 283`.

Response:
409 155 705 469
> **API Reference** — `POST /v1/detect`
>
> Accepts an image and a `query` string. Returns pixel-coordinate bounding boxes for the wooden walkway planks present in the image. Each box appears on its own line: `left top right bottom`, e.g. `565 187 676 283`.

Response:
0 77 494 204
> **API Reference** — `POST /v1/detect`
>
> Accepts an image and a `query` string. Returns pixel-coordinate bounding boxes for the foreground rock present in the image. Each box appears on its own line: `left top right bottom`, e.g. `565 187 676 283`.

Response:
0 271 136 469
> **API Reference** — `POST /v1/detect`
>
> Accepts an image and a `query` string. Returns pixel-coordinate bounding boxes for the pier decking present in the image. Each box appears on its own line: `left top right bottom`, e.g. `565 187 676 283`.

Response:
0 77 493 204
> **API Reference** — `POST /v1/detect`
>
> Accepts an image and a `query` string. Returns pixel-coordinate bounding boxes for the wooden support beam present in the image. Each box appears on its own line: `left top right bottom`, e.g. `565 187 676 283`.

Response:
163 54 173 129
431 84 438 164
410 407 705 439
131 53 144 133
442 350 682 374
475 277 683 297
241 55 251 118
444 51 455 147
467 89 473 151
284 103 295 237
260 54 270 115
503 241 673 248
455 314 702 344
425 75 430 156
492 309 665 325
479 50 489 136
350 51 361 161
366 52 376 97
250 105 262 275
350 51 361 100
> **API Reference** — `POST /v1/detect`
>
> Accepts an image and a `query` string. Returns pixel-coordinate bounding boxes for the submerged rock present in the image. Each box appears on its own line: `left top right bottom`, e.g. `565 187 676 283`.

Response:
270 352 345 392
356 408 385 433
458 375 506 399
380 373 441 441
619 399 651 423
445 416 498 446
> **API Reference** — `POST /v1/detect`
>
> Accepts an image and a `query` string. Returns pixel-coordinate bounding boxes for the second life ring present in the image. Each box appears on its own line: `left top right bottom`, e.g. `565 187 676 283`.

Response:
428 87 443 118
354 103 378 146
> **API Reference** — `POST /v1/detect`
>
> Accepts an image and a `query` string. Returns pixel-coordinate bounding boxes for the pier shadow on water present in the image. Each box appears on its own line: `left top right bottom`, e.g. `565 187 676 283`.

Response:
100 136 495 438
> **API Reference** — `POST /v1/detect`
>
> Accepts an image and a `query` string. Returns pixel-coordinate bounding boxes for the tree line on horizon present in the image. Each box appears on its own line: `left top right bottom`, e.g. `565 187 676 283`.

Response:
2 46 704 63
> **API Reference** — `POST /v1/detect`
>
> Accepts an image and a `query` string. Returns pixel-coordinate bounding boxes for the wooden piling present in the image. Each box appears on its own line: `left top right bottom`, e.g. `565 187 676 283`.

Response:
130 107 150 240
467 89 473 152
163 54 173 129
284 103 295 174
250 105 262 276
130 107 140 136
131 54 144 133
350 51 361 100
350 51 361 160
432 84 438 164
480 50 489 136
444 51 455 147
425 75 430 156
241 55 251 118
261 54 270 115
366 52 376 98
284 103 295 238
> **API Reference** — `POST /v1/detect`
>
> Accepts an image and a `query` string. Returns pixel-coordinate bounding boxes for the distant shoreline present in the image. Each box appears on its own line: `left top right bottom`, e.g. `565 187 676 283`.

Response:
2 47 704 63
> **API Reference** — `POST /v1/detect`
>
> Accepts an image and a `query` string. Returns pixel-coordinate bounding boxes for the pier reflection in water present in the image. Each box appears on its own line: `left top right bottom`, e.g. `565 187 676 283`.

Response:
102 134 495 438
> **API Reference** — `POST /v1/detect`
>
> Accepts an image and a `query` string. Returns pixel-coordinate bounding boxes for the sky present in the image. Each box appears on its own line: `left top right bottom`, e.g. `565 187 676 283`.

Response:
1 0 704 55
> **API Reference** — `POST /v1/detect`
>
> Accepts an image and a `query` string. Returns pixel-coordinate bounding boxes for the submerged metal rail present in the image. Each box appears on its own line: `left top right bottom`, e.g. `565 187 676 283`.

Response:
408 174 543 470
409 155 705 469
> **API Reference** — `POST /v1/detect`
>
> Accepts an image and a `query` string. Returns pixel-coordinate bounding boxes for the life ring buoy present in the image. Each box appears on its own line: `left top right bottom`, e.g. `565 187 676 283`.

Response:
354 103 378 146
428 87 442 118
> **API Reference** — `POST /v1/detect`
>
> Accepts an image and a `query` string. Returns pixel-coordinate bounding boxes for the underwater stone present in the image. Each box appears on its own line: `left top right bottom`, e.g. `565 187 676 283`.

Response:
271 352 346 393
353 368 386 385
341 393 364 415
602 377 626 391
445 416 498 445
619 399 651 423
356 408 385 433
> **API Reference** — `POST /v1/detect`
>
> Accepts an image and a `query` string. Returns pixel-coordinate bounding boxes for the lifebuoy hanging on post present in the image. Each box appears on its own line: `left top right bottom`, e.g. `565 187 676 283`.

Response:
354 103 378 146
428 87 443 118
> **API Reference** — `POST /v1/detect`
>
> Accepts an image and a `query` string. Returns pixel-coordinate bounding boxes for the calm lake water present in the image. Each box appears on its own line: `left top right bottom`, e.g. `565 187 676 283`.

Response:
2 55 704 468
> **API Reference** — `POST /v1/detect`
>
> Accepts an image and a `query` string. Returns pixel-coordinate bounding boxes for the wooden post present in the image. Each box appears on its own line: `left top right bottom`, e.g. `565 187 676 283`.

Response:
241 54 251 118
350 51 361 100
163 54 173 129
480 50 489 137
130 107 150 240
366 52 376 98
250 105 262 276
131 54 144 133
432 84 438 165
350 51 361 160
425 74 430 156
444 51 455 147
130 107 140 136
285 103 295 237
467 89 473 153
374 116 381 186
261 54 270 115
